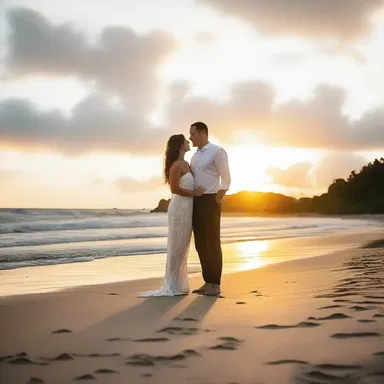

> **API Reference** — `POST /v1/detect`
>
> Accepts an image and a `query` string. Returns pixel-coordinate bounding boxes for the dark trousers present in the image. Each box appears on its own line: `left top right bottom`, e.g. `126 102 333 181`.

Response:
192 194 222 285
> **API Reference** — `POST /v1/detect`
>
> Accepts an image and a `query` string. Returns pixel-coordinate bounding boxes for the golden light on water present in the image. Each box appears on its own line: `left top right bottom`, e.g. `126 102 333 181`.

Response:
235 240 270 271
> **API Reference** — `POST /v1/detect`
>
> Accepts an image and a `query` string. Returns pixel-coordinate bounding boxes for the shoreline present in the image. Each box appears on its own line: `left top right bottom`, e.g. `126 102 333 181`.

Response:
1 228 383 298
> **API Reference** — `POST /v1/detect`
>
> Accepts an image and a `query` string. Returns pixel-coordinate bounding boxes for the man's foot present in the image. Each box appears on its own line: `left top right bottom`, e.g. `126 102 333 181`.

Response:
203 284 221 296
192 283 209 294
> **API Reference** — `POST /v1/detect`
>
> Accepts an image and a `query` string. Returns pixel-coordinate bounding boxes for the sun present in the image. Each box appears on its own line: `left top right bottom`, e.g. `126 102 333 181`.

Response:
224 133 320 193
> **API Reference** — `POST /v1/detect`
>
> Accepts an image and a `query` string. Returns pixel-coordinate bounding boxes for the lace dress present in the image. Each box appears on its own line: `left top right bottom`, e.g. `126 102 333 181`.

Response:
139 172 194 297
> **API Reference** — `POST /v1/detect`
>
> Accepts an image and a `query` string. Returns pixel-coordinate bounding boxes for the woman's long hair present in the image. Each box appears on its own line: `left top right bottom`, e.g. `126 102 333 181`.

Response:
164 134 185 184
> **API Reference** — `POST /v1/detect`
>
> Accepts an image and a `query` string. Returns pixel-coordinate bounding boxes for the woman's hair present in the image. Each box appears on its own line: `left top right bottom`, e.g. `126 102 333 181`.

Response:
164 134 185 184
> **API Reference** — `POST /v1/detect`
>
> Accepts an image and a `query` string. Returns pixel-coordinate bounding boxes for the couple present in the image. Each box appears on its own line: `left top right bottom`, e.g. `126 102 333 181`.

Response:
140 122 231 297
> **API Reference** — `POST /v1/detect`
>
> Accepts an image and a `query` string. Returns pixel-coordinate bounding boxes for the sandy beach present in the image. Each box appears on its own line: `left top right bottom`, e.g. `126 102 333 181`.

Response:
1 229 384 384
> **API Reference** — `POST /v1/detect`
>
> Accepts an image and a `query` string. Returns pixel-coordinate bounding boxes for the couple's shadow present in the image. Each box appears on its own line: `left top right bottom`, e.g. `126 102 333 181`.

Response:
85 293 218 336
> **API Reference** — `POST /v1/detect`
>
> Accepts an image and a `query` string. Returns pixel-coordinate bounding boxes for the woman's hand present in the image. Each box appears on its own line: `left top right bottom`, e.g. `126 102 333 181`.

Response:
193 186 206 196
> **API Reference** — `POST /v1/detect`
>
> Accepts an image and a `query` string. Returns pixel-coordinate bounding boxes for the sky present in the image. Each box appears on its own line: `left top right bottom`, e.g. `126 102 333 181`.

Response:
0 0 383 209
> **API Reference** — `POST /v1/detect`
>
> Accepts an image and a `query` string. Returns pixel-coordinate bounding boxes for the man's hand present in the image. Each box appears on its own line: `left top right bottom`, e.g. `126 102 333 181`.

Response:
215 189 226 204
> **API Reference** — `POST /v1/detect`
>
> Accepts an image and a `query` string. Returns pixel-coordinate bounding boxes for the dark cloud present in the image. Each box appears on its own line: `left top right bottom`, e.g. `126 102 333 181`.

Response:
2 79 383 154
266 162 313 188
0 7 175 155
2 79 383 155
0 94 170 155
6 7 175 115
164 82 384 151
199 0 384 40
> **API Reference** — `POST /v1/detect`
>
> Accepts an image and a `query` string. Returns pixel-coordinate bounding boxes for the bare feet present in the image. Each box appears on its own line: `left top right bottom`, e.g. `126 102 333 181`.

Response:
203 284 221 296
192 283 209 294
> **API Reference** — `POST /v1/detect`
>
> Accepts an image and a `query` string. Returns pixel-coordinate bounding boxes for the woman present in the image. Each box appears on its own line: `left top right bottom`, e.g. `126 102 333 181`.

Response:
139 134 205 297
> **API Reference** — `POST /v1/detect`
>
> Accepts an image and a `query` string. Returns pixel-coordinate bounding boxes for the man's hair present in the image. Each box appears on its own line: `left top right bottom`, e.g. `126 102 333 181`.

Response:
191 121 208 135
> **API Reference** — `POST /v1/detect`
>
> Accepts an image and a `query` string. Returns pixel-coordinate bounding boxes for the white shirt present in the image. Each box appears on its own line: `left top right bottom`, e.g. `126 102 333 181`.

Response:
190 142 231 194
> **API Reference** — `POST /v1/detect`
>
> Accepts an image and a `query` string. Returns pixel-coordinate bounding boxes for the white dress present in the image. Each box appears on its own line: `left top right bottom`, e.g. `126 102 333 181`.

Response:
139 172 194 297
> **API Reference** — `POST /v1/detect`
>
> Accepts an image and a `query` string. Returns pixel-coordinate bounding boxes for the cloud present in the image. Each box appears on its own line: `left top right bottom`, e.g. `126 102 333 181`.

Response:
1 8 384 156
199 0 384 40
3 79 383 155
313 151 367 187
266 152 368 190
0 7 176 155
266 162 313 188
164 81 384 151
0 95 170 155
6 8 176 114
114 176 165 194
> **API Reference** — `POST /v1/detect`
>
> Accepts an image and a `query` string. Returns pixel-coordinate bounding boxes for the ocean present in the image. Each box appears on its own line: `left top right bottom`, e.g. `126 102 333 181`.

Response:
0 208 381 271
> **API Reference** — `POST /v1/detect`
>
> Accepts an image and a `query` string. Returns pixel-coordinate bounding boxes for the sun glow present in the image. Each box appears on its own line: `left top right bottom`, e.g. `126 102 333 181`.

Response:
236 240 270 271
226 133 320 193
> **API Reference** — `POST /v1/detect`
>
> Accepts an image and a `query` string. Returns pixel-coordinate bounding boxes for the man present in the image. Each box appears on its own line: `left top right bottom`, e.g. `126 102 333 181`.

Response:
189 122 231 296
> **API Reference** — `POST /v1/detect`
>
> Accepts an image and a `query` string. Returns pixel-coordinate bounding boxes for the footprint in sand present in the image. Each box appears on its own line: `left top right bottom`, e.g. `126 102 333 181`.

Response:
353 300 384 305
315 293 358 298
267 360 308 365
126 349 200 367
373 313 384 318
318 305 345 310
349 305 377 311
133 337 169 343
249 290 263 296
208 337 243 351
331 332 381 339
358 319 376 323
256 321 320 330
49 353 74 361
157 326 212 336
315 363 362 370
365 295 384 299
236 301 246 305
73 353 120 358
6 354 47 366
307 313 351 321
105 337 129 342
174 317 198 322
333 299 351 302
94 368 118 374
74 374 97 381
52 329 72 334
303 370 349 381
28 378 45 384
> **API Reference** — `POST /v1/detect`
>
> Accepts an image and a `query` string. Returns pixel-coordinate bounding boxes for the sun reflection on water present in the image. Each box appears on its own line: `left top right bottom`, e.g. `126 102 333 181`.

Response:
235 240 270 271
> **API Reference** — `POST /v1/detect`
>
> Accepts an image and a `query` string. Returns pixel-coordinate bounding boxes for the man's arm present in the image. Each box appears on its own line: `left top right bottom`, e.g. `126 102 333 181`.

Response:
214 148 231 203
